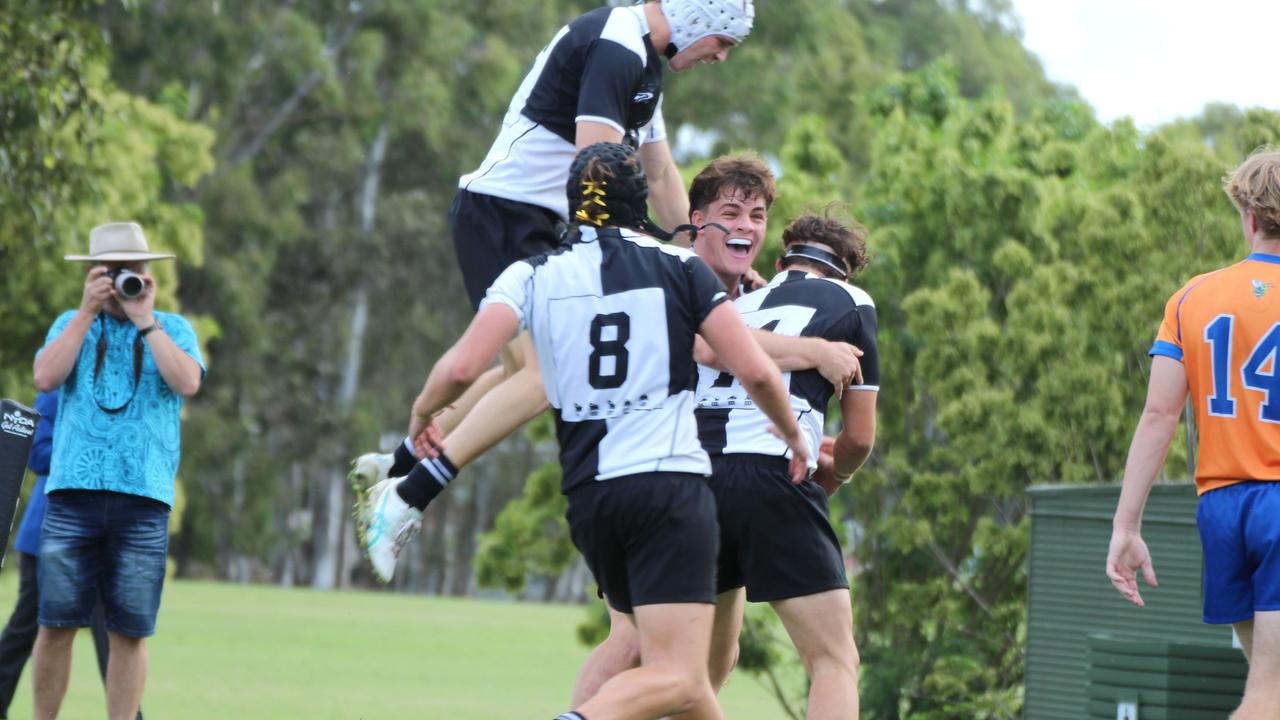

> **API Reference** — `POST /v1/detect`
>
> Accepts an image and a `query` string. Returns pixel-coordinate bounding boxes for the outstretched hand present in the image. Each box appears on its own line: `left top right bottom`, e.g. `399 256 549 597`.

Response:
1105 528 1158 607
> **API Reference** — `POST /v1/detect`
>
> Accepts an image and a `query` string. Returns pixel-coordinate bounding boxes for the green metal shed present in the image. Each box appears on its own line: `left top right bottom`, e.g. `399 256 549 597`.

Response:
1024 483 1240 719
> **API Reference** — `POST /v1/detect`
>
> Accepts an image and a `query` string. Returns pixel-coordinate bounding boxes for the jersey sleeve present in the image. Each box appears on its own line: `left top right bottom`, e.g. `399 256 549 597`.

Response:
480 260 537 328
575 41 645 136
685 255 730 327
1149 287 1187 362
836 304 880 391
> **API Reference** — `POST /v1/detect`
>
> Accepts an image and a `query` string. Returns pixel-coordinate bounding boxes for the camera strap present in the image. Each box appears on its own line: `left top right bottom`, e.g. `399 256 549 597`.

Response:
92 314 143 415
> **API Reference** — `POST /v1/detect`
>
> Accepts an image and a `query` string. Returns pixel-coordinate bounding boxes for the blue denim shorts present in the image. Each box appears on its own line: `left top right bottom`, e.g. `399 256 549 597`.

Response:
38 490 170 637
1197 481 1280 625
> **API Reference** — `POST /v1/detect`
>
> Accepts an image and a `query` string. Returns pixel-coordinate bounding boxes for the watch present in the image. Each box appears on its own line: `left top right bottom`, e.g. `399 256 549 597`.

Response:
139 320 160 337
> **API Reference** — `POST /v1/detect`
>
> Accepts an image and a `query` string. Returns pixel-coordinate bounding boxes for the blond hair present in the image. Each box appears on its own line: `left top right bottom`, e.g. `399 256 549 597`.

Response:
1224 147 1280 239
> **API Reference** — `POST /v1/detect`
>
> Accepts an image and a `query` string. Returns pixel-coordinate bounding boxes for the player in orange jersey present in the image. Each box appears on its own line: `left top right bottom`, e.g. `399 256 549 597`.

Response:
1108 147 1280 718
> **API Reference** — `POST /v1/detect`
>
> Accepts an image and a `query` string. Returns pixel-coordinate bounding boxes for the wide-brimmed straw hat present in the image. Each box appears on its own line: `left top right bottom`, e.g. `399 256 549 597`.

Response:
64 222 177 262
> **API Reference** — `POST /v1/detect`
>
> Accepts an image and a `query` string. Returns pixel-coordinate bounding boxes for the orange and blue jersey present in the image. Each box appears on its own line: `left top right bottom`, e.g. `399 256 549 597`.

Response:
1151 252 1280 495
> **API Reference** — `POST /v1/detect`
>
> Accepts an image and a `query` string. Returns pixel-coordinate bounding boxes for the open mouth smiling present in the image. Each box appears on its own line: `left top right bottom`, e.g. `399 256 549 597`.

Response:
726 237 753 259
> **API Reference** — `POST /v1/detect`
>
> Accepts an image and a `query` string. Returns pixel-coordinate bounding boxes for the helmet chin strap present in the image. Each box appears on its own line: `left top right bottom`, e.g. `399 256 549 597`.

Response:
639 220 731 244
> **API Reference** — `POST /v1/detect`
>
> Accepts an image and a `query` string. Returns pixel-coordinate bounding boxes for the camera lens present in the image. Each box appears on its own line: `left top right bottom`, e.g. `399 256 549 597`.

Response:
115 271 144 299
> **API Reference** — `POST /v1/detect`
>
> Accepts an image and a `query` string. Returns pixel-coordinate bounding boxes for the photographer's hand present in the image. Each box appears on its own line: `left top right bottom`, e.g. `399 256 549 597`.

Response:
80 265 113 317
118 272 157 328
124 274 203 397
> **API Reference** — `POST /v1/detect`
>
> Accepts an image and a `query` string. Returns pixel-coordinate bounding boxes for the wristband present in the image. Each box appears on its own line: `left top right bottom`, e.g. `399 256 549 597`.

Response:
138 320 160 337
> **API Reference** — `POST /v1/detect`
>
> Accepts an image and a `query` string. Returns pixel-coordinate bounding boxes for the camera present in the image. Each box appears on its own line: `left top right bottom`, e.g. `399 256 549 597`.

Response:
105 267 145 299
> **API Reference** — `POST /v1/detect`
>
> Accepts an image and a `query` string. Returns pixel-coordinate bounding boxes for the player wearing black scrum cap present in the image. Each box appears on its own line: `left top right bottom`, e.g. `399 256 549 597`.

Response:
350 0 758 582
375 143 806 720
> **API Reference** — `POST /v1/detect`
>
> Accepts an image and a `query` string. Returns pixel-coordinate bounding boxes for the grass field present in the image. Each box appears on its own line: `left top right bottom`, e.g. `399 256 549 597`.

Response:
0 576 782 718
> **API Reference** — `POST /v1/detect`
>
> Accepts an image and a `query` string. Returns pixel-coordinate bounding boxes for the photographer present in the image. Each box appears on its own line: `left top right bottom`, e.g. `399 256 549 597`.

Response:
30 222 203 719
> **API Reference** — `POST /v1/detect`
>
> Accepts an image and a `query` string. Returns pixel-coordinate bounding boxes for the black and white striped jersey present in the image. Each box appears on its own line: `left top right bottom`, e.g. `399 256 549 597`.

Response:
459 5 667 220
481 226 729 494
696 270 880 466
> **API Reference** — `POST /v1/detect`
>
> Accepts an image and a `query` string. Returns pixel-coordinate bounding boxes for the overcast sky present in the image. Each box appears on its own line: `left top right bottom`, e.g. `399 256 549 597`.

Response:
1009 0 1280 129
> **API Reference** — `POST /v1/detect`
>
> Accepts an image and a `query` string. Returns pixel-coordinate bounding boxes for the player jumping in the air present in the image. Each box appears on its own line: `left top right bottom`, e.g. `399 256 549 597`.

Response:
348 1 767 575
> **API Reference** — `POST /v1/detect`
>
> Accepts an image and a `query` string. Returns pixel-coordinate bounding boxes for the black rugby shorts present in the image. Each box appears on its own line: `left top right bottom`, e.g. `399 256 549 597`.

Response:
567 472 718 614
710 454 849 602
449 189 563 309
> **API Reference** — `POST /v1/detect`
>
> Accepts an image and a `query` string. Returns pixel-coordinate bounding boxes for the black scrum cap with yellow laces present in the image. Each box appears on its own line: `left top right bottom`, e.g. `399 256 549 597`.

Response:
566 142 650 231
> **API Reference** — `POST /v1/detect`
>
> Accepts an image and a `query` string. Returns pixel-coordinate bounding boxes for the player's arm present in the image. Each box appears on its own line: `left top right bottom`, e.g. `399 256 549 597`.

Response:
576 121 623 149
832 389 876 480
409 305 520 441
695 331 862 396
1106 355 1187 606
698 302 809 482
637 138 689 242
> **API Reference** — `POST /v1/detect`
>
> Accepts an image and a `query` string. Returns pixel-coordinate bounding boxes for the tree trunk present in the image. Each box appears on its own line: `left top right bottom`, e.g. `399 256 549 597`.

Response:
311 121 386 589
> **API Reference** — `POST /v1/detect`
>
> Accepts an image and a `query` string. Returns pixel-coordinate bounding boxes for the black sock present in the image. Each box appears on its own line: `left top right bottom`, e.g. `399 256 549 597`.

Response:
394 453 458 511
389 437 417 477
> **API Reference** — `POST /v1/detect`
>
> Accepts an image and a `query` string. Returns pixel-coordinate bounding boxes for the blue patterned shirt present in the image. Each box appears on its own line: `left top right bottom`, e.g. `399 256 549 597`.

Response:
40 310 204 506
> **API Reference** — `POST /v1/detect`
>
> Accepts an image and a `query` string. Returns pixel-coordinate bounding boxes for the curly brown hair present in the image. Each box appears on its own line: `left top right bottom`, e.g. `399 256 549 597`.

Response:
780 207 869 277
1224 147 1280 239
688 153 777 215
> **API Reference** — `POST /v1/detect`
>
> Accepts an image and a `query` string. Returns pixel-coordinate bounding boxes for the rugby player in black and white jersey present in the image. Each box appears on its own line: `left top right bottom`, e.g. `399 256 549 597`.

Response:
571 161 877 718
348 1 761 561
383 142 807 720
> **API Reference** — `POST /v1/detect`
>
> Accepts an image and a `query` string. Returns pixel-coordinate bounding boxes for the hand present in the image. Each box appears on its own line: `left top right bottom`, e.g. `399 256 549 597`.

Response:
742 267 767 292
79 266 114 316
811 435 842 497
814 341 863 399
408 416 445 460
1105 527 1158 607
118 272 157 327
767 424 811 485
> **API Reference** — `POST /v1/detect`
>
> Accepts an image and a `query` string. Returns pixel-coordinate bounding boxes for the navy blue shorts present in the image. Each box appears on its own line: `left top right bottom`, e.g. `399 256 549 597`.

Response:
39 490 170 637
1196 481 1280 624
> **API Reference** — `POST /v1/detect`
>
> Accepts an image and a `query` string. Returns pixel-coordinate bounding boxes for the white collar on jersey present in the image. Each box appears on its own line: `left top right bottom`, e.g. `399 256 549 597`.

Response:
767 269 823 287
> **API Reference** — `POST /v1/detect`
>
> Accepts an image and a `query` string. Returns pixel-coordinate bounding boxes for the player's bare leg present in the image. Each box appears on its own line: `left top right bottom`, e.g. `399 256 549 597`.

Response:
576 603 723 720
707 588 745 691
1230 610 1280 719
434 331 548 468
572 604 642 707
771 589 860 719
